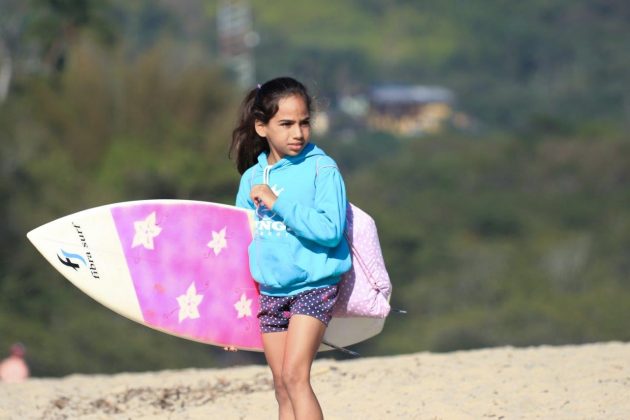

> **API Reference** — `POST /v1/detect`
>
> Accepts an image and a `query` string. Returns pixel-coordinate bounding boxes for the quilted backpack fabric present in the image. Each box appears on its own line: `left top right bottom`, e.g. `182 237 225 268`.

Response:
332 203 392 318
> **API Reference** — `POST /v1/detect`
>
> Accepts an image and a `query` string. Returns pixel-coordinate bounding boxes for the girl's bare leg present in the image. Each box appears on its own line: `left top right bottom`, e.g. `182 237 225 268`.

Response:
282 314 327 420
262 331 295 420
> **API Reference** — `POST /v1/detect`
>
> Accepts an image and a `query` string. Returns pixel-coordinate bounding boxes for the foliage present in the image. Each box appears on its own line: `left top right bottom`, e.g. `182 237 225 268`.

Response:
330 132 630 354
250 0 630 129
0 31 248 375
0 0 629 376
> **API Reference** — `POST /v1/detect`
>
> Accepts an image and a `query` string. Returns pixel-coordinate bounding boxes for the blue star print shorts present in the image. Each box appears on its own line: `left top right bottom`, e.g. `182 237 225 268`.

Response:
257 285 339 333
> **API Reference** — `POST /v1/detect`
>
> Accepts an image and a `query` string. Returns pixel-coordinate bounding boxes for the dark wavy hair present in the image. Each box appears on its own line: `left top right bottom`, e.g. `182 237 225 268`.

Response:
229 77 312 174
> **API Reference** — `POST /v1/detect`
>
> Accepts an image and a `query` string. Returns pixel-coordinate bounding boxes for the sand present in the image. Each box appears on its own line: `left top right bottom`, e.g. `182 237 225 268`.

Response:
1 341 629 419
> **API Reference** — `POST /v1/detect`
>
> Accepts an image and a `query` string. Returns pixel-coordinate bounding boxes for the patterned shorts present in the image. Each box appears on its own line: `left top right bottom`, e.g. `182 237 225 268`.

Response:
258 285 339 333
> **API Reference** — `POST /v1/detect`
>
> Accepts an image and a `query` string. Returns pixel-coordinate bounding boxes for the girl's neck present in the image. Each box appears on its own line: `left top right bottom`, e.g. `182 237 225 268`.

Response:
267 151 283 166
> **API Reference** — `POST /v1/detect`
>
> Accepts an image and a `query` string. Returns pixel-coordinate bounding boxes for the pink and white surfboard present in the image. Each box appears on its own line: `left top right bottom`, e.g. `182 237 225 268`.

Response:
27 200 385 351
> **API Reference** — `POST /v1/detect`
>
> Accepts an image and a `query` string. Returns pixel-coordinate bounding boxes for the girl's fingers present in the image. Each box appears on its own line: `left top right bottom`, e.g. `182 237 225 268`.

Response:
250 185 276 209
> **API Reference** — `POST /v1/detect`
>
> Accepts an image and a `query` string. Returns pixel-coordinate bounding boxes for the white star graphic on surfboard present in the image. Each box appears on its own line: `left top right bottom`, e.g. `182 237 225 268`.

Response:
131 212 162 250
177 282 204 323
234 293 252 318
207 227 227 256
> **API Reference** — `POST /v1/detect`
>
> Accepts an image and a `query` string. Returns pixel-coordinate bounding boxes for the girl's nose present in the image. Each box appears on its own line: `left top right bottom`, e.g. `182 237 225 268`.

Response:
293 125 304 139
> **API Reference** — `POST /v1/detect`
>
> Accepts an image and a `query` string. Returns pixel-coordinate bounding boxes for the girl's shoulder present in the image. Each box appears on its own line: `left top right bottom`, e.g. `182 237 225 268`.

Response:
306 144 339 170
313 155 340 175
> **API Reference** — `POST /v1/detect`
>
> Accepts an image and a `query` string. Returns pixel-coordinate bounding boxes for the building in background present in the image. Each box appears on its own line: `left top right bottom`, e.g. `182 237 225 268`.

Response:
367 85 455 136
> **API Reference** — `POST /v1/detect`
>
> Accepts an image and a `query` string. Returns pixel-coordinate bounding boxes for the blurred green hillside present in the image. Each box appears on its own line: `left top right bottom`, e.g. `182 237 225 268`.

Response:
1 0 629 376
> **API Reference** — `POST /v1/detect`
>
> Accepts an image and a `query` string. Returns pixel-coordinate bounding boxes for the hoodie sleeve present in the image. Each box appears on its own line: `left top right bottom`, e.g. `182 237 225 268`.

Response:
235 170 255 210
272 163 347 247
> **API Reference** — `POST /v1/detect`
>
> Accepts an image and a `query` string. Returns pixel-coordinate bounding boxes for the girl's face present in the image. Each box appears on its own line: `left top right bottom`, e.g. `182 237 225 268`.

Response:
255 95 311 165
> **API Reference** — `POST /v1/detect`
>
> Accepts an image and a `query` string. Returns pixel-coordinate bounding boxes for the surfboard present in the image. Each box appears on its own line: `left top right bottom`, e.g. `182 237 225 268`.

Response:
26 200 385 352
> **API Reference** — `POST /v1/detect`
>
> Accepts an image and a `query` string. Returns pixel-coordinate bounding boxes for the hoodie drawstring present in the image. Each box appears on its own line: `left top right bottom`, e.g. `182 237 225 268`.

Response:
256 165 273 220
263 165 271 186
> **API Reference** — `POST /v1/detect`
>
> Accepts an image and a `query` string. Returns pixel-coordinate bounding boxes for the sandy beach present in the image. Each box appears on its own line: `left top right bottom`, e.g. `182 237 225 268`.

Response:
1 341 629 419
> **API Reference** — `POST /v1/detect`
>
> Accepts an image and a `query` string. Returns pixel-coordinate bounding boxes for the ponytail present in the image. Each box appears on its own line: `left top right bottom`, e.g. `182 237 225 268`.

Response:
229 77 312 174
230 88 269 174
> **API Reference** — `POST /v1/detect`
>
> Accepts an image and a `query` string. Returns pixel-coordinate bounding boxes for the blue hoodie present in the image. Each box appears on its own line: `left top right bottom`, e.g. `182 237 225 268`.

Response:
235 143 351 296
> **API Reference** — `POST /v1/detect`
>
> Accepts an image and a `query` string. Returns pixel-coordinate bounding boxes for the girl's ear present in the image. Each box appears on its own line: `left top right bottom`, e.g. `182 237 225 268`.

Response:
254 120 267 138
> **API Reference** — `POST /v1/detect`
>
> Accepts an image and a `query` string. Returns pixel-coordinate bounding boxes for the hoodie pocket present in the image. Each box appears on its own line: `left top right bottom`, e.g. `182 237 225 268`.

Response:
249 240 308 288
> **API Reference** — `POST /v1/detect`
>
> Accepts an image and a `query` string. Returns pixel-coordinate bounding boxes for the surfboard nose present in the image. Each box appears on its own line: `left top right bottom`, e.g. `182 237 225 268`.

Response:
26 225 41 242
26 224 49 258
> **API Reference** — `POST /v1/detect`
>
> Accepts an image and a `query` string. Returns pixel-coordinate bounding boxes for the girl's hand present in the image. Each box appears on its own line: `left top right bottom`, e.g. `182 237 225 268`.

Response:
223 346 238 352
250 184 278 210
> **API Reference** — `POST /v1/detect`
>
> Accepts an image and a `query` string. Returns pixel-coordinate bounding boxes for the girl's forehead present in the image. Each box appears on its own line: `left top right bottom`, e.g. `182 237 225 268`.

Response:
274 95 309 119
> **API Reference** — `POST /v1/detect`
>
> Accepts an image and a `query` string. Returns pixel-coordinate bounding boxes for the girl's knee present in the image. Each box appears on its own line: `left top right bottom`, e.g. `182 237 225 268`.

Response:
273 375 290 401
281 367 310 391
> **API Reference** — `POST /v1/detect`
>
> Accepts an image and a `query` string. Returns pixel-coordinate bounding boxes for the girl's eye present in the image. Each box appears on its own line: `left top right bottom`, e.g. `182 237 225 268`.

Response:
301 121 311 126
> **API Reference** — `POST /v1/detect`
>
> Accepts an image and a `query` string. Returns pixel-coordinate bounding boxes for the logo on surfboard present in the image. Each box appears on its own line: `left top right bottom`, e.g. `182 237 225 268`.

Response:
57 249 87 271
59 222 101 279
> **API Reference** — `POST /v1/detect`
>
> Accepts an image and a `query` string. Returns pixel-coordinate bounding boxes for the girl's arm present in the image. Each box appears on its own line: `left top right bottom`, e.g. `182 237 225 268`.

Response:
272 166 347 248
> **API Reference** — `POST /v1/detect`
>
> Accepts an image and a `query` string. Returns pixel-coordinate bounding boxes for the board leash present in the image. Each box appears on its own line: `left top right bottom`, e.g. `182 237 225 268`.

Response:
321 340 360 357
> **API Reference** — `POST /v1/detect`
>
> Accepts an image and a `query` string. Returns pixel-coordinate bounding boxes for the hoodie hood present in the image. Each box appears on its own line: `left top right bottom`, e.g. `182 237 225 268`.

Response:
256 143 324 170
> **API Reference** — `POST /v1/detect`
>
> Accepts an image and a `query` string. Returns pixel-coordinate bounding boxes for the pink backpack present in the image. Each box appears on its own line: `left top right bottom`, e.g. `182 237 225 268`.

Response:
332 203 392 318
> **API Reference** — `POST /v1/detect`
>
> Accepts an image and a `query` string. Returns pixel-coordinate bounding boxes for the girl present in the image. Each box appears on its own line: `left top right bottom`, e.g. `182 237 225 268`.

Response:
230 77 351 420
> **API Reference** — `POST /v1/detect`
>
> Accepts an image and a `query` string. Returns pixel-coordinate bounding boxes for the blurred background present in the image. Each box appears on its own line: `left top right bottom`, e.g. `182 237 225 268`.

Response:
1 0 629 377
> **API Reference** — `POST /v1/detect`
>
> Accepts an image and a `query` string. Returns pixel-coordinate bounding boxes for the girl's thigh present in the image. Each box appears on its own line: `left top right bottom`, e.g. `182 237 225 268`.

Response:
283 314 327 375
262 331 289 378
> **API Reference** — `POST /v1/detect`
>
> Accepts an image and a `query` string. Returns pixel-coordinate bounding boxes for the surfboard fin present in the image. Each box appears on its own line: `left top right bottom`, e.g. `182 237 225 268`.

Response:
321 340 360 357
